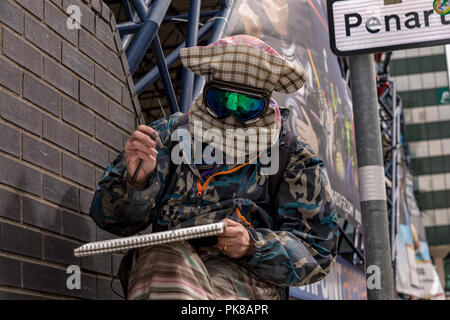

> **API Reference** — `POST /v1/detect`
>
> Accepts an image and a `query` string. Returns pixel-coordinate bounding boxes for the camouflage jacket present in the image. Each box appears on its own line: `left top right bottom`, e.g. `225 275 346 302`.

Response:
89 110 338 287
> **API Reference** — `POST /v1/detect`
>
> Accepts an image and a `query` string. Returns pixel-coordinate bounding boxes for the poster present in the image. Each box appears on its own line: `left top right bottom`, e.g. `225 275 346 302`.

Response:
290 257 367 300
395 168 445 299
226 0 362 229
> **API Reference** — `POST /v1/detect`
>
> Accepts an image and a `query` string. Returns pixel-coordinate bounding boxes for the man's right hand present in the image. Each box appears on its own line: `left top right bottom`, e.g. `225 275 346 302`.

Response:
124 125 158 190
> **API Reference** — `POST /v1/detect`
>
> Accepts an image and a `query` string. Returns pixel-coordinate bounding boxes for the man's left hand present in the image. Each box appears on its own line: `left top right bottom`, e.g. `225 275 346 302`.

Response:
217 219 255 259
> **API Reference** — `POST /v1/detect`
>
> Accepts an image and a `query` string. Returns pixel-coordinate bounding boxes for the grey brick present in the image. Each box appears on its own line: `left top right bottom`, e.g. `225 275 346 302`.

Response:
17 0 43 19
0 256 21 288
0 90 41 136
62 153 94 188
62 97 93 135
62 0 94 34
108 149 120 164
25 14 61 61
0 187 20 221
62 43 94 83
79 134 108 168
44 235 79 265
132 94 142 116
95 65 121 103
91 0 101 13
121 52 131 77
0 1 23 34
126 75 134 94
79 81 108 117
43 58 78 99
43 114 78 153
108 51 125 81
62 211 95 242
79 30 107 67
23 262 63 295
0 56 22 94
114 30 123 54
2 28 42 76
101 1 111 22
122 87 133 111
109 102 135 134
0 222 42 259
110 12 117 32
23 134 61 174
24 73 60 116
95 15 115 50
95 168 104 185
79 189 93 214
44 0 78 45
0 122 20 157
48 0 62 8
95 117 123 151
43 174 78 211
0 291 46 300
0 154 41 196
80 254 111 275
23 196 62 233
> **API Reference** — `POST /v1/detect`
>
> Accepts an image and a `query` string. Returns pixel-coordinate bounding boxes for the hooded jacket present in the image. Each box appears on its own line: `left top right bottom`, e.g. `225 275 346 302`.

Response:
89 108 338 288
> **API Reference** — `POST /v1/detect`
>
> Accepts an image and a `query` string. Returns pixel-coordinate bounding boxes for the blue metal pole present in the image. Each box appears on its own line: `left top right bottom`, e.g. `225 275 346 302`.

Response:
131 0 150 20
121 0 134 21
134 19 215 94
151 34 180 113
118 21 141 35
118 11 219 36
179 0 201 113
192 0 236 99
121 0 152 54
163 10 218 23
126 0 172 75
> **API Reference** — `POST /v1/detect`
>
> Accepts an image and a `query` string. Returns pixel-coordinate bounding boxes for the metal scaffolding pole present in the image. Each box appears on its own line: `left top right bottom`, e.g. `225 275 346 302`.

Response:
179 0 201 112
349 54 395 300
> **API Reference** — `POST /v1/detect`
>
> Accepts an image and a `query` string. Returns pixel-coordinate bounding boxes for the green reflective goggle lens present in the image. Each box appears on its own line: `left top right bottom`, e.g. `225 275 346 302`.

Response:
204 82 269 124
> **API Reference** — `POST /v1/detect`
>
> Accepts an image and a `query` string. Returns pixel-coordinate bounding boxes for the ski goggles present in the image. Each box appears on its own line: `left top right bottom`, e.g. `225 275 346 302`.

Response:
203 80 271 124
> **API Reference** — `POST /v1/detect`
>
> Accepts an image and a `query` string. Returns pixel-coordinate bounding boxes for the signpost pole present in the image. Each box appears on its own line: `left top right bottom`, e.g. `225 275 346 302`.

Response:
349 54 396 300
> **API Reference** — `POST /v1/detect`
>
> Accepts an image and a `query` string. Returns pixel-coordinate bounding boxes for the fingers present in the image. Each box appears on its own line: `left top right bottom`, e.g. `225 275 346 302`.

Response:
129 130 157 149
125 126 160 162
222 218 241 227
217 235 241 248
137 125 156 138
216 218 253 259
218 226 242 238
126 149 156 162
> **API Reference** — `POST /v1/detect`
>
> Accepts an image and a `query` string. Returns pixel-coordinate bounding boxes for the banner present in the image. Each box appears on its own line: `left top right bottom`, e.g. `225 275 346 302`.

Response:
395 168 445 299
226 0 362 229
289 257 367 300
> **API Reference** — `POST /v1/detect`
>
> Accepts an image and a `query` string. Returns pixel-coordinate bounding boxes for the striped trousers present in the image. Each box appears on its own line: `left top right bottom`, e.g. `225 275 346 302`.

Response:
127 240 281 300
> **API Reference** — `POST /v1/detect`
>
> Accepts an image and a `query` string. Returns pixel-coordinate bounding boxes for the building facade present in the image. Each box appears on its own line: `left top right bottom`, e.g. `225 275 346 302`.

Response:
390 45 450 294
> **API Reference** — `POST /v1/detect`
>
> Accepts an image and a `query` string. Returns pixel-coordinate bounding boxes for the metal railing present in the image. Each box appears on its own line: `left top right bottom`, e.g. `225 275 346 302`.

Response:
115 0 236 114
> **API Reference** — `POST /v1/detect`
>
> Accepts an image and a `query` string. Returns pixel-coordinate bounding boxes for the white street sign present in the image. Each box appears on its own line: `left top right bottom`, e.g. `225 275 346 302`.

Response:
328 0 450 55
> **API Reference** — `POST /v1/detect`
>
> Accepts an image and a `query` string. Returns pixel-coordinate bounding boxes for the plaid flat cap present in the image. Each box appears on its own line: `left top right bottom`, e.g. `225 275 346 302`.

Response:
180 35 308 94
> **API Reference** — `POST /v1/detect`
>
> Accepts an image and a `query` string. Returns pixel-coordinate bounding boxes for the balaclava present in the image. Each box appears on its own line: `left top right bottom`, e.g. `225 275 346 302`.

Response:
180 35 308 163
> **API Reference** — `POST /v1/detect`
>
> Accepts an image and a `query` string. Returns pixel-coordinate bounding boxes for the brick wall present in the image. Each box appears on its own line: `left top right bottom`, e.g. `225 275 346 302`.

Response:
0 0 143 299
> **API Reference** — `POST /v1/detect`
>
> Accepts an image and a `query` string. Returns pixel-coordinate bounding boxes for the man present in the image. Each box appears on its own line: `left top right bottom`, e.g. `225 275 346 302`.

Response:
90 35 338 300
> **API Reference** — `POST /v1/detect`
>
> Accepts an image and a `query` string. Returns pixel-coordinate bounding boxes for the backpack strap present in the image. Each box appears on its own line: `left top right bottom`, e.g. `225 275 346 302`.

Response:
268 130 296 214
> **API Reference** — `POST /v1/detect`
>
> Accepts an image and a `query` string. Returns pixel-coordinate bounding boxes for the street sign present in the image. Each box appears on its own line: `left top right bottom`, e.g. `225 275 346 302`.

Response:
328 0 450 56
